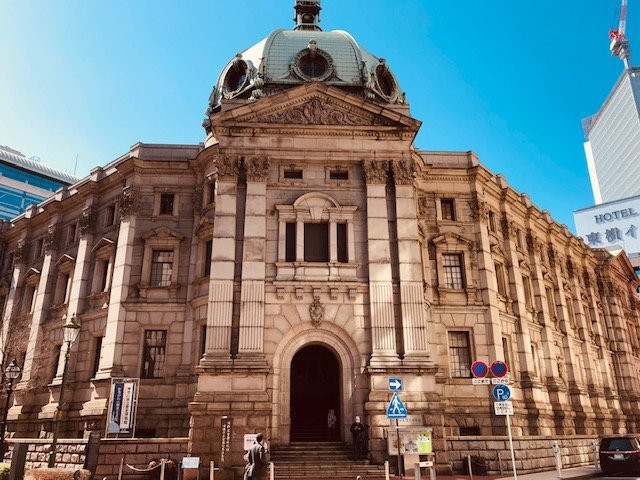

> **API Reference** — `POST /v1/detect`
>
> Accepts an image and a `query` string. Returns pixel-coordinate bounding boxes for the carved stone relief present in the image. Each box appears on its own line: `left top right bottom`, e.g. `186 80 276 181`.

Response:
79 206 97 235
391 159 415 185
244 155 270 182
309 296 325 328
43 224 59 253
216 155 240 181
119 186 139 218
362 160 388 184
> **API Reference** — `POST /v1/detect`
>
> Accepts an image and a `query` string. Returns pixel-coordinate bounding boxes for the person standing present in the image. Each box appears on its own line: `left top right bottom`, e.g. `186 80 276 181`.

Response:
327 409 337 440
244 433 268 480
350 416 366 460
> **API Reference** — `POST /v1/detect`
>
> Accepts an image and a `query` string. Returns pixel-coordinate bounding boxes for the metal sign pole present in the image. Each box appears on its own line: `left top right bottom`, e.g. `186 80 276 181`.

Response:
505 413 517 480
396 419 403 480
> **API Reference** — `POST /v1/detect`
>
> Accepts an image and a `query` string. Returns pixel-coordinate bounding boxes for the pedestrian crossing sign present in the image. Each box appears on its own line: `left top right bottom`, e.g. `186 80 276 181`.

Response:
386 392 408 419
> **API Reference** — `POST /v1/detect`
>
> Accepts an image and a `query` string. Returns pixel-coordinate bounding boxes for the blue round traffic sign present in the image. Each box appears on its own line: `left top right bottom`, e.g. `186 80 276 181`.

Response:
492 385 511 401
471 361 489 378
490 361 509 378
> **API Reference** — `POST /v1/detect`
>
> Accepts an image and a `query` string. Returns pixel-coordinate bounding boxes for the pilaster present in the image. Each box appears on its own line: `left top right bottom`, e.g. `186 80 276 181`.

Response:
363 160 399 367
391 159 430 363
0 236 28 365
202 155 239 366
237 155 268 365
95 185 138 379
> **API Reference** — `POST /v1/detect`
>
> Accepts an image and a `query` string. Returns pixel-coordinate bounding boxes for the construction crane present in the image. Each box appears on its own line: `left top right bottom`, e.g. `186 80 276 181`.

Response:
609 0 632 68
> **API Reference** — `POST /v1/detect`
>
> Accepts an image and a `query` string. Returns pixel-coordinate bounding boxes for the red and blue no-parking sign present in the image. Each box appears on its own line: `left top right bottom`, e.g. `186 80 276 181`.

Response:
471 361 489 378
490 361 509 378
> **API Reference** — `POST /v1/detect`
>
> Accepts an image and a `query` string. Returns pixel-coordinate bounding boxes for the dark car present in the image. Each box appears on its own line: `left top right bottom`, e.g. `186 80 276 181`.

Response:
599 435 640 474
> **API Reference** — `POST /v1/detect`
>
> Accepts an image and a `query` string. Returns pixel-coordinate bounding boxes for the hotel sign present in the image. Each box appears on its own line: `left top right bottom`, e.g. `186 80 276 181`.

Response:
574 197 640 257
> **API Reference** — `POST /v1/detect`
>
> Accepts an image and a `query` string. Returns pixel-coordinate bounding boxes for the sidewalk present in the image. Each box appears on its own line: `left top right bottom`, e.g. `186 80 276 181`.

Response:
496 465 601 479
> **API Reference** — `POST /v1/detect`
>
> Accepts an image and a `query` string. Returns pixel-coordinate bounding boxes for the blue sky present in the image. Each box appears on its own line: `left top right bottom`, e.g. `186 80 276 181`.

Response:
0 1 636 229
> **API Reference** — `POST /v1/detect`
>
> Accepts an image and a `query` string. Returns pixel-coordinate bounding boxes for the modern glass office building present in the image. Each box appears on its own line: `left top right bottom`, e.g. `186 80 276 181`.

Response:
0 145 79 220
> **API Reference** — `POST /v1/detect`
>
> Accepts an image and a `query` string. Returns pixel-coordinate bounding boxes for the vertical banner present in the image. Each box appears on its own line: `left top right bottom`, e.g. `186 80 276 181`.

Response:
106 378 140 436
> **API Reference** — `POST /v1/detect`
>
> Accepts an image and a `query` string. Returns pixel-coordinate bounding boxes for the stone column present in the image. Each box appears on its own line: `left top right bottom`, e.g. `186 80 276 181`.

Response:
202 155 239 366
96 185 138 379
0 237 28 365
363 160 398 366
391 159 430 363
237 156 268 364
66 202 97 320
20 220 61 386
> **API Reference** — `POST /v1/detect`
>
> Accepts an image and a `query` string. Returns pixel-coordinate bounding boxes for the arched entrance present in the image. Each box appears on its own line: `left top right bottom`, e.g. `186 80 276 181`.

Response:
290 344 341 442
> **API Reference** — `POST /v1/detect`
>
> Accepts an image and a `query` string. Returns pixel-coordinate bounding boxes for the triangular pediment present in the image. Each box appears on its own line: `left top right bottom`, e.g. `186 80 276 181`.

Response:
212 83 420 134
92 237 115 253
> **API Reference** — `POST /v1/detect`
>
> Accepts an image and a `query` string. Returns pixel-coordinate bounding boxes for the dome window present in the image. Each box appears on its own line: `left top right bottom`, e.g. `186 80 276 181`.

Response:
222 55 248 97
292 41 334 82
375 60 398 100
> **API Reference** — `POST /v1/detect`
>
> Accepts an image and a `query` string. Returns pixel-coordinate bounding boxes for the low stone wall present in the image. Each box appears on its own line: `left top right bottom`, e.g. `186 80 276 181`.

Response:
96 438 189 478
6 439 89 470
447 435 598 474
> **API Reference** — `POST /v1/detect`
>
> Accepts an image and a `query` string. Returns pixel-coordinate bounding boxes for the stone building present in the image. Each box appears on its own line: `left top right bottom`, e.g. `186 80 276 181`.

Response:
1 1 639 475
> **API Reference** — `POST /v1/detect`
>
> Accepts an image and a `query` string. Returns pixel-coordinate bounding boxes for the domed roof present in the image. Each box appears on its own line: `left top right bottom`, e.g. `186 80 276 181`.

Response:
204 1 406 130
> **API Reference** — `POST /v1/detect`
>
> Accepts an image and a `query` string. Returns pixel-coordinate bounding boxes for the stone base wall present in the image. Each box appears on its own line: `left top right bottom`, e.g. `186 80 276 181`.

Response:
5 438 89 470
95 438 189 478
447 435 598 474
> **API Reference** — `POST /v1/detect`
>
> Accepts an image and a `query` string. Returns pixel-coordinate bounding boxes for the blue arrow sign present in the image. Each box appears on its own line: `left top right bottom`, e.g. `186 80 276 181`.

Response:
492 384 511 402
388 378 403 391
386 392 408 419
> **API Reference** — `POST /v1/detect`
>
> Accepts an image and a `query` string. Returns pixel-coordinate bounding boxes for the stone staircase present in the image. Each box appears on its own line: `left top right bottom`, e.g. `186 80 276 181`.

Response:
270 441 386 479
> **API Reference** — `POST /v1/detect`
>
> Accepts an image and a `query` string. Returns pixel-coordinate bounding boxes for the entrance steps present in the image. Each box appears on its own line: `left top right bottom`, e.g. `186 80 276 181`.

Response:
270 441 386 479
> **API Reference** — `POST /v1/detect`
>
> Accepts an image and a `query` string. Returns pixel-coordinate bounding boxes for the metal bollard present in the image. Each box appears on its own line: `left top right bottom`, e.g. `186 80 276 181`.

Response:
384 460 390 480
210 461 215 480
591 440 599 469
552 441 562 479
160 459 166 480
269 462 274 480
414 463 422 480
467 455 473 480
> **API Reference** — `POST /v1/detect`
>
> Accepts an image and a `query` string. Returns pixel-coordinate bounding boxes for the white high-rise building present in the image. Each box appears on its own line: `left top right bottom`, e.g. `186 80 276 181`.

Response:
582 67 640 204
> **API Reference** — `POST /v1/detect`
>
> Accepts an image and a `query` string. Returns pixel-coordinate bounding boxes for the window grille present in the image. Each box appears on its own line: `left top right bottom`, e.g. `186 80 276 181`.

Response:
141 330 167 378
150 250 173 286
448 331 472 378
442 253 464 289
441 198 456 221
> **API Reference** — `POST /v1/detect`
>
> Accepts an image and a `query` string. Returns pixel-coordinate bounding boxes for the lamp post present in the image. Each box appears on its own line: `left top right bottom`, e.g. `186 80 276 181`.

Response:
48 315 81 468
0 359 22 459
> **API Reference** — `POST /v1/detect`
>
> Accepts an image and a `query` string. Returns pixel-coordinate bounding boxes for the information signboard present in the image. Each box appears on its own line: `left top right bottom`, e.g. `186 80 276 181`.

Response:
494 401 514 416
387 428 433 455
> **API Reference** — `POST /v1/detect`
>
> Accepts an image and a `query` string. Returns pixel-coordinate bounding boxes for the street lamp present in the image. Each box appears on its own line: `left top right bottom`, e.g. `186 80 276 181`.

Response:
48 314 81 467
0 359 22 458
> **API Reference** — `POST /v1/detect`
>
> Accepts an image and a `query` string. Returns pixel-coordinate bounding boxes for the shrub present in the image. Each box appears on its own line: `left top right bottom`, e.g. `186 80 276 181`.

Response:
0 463 9 480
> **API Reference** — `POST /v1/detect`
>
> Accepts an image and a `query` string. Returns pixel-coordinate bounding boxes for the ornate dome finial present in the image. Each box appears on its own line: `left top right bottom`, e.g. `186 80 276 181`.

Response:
294 0 322 31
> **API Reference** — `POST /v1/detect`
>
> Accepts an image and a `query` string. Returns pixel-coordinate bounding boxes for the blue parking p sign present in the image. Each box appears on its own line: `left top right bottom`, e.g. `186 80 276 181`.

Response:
492 385 511 401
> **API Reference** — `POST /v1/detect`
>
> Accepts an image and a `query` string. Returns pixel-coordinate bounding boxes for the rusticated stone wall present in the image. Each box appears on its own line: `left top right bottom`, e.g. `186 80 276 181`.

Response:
5 438 88 470
95 438 189 478
447 435 598 473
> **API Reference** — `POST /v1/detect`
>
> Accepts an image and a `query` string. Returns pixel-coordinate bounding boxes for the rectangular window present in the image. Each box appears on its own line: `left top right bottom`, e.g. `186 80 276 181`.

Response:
141 330 167 379
329 169 348 181
495 261 507 297
159 193 175 215
442 253 464 289
105 205 116 227
34 238 44 259
502 337 512 370
530 342 539 375
51 345 61 382
459 426 481 436
448 331 472 378
67 223 77 245
285 222 296 262
24 285 36 313
98 259 111 292
488 211 497 232
567 299 576 328
208 181 216 204
150 250 173 286
57 273 70 305
546 286 556 317
283 168 303 180
441 198 456 221
91 336 103 378
204 240 213 277
522 275 533 309
199 324 207 359
304 223 329 262
515 228 523 249
337 223 348 263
